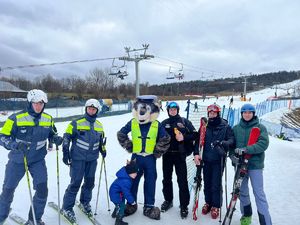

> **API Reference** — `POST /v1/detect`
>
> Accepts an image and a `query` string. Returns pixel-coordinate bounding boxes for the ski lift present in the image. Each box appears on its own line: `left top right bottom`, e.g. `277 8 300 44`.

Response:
174 64 184 80
109 58 128 79
166 67 175 79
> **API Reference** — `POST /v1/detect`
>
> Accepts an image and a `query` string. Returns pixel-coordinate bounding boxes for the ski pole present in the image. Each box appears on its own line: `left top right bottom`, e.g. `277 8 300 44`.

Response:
103 159 111 213
23 155 37 225
219 156 223 224
224 157 228 208
56 144 61 225
94 157 104 216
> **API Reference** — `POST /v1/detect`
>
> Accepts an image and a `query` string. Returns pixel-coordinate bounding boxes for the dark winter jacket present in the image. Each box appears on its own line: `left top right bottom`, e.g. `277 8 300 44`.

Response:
230 117 269 170
0 109 56 164
161 114 197 154
62 113 105 161
109 167 135 204
194 116 235 162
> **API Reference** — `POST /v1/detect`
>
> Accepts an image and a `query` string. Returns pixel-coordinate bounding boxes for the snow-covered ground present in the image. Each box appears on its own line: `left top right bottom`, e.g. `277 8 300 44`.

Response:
0 82 299 225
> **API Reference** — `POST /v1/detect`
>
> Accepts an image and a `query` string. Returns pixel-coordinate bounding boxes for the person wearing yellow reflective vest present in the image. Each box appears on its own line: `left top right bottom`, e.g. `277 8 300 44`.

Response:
61 99 106 223
117 95 170 220
0 89 61 225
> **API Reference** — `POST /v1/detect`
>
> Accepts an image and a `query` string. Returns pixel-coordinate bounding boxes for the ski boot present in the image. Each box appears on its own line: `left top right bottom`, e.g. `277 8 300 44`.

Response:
80 202 92 216
24 219 45 225
161 200 173 212
143 206 161 220
201 203 211 215
61 209 76 223
211 207 219 219
180 207 188 219
240 216 252 225
115 216 128 225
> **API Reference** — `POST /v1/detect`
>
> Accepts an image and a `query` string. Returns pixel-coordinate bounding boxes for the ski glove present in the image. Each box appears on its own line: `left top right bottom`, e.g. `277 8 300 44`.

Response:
63 151 71 165
230 155 239 167
235 147 246 155
17 142 31 153
53 135 63 146
100 148 106 158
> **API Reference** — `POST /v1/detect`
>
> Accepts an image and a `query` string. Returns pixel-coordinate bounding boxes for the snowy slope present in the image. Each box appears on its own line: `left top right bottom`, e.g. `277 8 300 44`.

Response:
0 107 299 225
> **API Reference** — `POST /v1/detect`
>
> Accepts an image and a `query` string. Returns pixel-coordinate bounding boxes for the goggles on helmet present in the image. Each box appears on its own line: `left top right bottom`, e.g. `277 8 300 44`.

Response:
207 104 221 113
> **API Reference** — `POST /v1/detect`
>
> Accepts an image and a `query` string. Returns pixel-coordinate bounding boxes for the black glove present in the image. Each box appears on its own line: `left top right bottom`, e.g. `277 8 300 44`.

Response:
63 151 71 165
17 142 31 153
221 140 230 149
100 148 106 158
230 155 239 167
213 145 226 157
53 135 63 146
212 140 221 147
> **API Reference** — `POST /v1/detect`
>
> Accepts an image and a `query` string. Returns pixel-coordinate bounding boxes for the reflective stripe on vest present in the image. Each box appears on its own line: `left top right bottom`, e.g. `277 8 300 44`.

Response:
131 119 158 154
73 118 104 150
76 118 103 132
15 112 52 127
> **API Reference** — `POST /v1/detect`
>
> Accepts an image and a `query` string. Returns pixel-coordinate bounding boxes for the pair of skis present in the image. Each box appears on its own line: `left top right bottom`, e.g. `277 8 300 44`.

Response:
222 127 261 225
47 201 102 225
192 117 206 221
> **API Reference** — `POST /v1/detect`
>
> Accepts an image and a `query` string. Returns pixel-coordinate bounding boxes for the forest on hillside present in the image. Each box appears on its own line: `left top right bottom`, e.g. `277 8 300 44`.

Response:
1 70 299 100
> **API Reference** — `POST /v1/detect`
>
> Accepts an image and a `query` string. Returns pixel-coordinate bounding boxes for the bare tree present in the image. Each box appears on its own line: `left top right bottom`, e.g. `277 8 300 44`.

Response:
86 67 118 98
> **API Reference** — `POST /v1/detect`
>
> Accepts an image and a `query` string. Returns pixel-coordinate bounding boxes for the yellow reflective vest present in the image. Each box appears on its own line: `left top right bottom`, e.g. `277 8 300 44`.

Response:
131 119 158 154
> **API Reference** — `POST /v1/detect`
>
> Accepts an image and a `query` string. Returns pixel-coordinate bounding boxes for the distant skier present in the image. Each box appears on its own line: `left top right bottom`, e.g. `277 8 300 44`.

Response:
193 102 199 112
230 96 234 106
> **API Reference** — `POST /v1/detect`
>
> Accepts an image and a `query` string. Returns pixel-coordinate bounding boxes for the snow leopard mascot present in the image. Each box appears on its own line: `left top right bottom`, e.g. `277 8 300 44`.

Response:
117 95 170 220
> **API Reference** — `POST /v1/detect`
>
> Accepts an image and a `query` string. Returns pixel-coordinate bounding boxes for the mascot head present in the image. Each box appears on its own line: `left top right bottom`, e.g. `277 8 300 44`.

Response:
132 95 160 124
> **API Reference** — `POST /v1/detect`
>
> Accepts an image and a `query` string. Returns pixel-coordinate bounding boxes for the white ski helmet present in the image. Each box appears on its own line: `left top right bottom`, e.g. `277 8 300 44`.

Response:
27 89 48 103
85 99 101 112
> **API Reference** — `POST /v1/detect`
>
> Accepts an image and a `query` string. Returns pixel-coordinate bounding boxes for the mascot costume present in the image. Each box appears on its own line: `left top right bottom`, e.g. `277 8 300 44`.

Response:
117 95 170 220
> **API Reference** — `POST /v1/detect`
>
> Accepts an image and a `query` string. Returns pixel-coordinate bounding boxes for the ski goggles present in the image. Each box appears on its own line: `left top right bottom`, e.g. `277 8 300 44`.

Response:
168 102 179 108
207 104 221 112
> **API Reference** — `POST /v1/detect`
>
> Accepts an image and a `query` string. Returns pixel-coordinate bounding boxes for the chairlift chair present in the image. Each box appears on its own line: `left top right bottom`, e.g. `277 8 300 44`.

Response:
166 66 175 79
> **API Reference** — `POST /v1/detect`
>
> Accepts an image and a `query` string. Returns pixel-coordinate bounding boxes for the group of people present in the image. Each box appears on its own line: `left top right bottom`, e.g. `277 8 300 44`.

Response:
0 90 272 225
0 89 106 225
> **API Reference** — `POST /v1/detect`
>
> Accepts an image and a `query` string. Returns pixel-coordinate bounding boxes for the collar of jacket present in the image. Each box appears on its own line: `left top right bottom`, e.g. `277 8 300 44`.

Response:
27 102 44 119
240 116 259 128
85 113 97 123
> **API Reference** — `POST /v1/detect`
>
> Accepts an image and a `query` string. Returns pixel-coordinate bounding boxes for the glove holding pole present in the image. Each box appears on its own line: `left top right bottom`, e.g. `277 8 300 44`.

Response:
99 137 107 158
234 147 247 156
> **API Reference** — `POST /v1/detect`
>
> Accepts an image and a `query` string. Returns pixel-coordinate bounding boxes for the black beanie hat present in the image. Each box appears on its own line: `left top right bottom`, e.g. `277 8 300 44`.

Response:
125 160 139 175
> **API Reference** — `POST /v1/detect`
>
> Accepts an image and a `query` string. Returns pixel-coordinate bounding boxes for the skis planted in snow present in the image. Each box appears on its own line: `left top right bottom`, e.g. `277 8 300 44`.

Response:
75 201 101 225
192 163 203 221
47 202 79 225
222 127 261 225
192 117 207 221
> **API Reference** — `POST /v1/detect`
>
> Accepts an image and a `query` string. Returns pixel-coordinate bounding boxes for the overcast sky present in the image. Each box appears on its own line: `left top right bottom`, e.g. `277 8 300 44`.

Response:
0 0 300 85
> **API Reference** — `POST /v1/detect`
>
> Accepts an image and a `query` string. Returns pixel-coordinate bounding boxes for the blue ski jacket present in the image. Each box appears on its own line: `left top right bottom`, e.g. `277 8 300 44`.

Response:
109 167 135 204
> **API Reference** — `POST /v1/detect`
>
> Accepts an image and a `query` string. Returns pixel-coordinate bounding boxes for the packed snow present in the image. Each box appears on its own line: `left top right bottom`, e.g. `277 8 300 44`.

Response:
0 83 299 225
